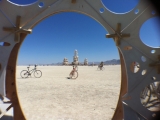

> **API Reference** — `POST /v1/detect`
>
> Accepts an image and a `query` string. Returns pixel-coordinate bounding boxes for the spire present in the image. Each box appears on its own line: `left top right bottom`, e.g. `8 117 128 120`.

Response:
74 49 78 57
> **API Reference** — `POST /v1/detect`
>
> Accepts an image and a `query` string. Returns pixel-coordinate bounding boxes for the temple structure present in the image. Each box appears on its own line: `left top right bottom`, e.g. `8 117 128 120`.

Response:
84 58 88 65
63 57 69 65
72 50 79 65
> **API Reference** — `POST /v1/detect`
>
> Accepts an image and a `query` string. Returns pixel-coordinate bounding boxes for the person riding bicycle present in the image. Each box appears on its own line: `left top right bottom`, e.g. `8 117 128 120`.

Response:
69 65 78 79
70 65 76 74
35 64 37 68
99 61 104 70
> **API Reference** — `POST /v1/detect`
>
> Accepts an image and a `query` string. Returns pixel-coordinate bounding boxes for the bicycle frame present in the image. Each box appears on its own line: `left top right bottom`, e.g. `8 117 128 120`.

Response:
69 66 78 79
27 67 36 76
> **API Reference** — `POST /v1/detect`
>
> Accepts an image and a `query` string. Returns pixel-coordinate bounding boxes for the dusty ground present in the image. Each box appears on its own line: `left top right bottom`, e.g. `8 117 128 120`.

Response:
16 65 121 120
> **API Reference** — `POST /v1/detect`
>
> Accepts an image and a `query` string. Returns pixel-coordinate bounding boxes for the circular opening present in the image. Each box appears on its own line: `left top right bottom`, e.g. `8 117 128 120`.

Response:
130 62 140 73
8 0 38 5
99 8 105 13
17 12 121 120
141 56 146 62
140 17 160 48
101 0 140 13
151 50 156 54
142 70 147 75
152 77 156 80
134 9 139 14
124 46 132 50
38 2 44 8
152 10 156 15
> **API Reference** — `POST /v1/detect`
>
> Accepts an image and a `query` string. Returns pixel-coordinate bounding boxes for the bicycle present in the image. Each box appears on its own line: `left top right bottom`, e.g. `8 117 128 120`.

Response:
20 65 42 78
69 66 78 79
97 65 105 71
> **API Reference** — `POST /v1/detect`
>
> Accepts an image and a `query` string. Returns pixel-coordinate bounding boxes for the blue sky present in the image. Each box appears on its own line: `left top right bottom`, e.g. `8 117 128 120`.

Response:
8 0 160 65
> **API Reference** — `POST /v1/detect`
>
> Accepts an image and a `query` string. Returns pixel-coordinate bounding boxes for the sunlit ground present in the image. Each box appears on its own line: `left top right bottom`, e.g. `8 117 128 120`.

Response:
16 65 121 120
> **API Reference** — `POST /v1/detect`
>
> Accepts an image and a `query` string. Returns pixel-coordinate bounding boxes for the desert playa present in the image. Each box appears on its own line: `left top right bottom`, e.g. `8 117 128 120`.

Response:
16 65 121 120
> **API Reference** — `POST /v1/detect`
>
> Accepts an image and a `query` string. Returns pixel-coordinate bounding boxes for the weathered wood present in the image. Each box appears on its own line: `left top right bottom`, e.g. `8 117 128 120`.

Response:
116 23 121 33
106 23 130 46
112 49 128 120
71 0 76 4
3 16 32 42
6 33 27 120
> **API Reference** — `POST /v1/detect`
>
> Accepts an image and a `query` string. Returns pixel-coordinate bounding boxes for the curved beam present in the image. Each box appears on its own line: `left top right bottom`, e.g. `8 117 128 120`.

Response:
112 49 127 120
5 34 27 120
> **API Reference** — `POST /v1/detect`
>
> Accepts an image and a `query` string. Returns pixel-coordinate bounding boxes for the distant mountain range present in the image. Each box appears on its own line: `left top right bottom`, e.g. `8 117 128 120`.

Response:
19 59 120 66
52 59 120 65
104 59 120 65
88 59 120 65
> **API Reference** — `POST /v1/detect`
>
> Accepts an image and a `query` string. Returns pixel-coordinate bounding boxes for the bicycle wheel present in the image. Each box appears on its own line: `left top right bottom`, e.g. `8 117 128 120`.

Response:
70 71 78 79
20 70 29 78
34 70 42 78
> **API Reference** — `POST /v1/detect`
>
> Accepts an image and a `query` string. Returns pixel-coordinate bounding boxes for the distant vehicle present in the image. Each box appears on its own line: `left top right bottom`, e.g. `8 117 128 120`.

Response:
97 65 105 71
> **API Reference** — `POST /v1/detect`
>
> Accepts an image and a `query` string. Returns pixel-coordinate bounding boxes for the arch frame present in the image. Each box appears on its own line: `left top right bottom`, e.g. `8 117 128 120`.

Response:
0 0 159 119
